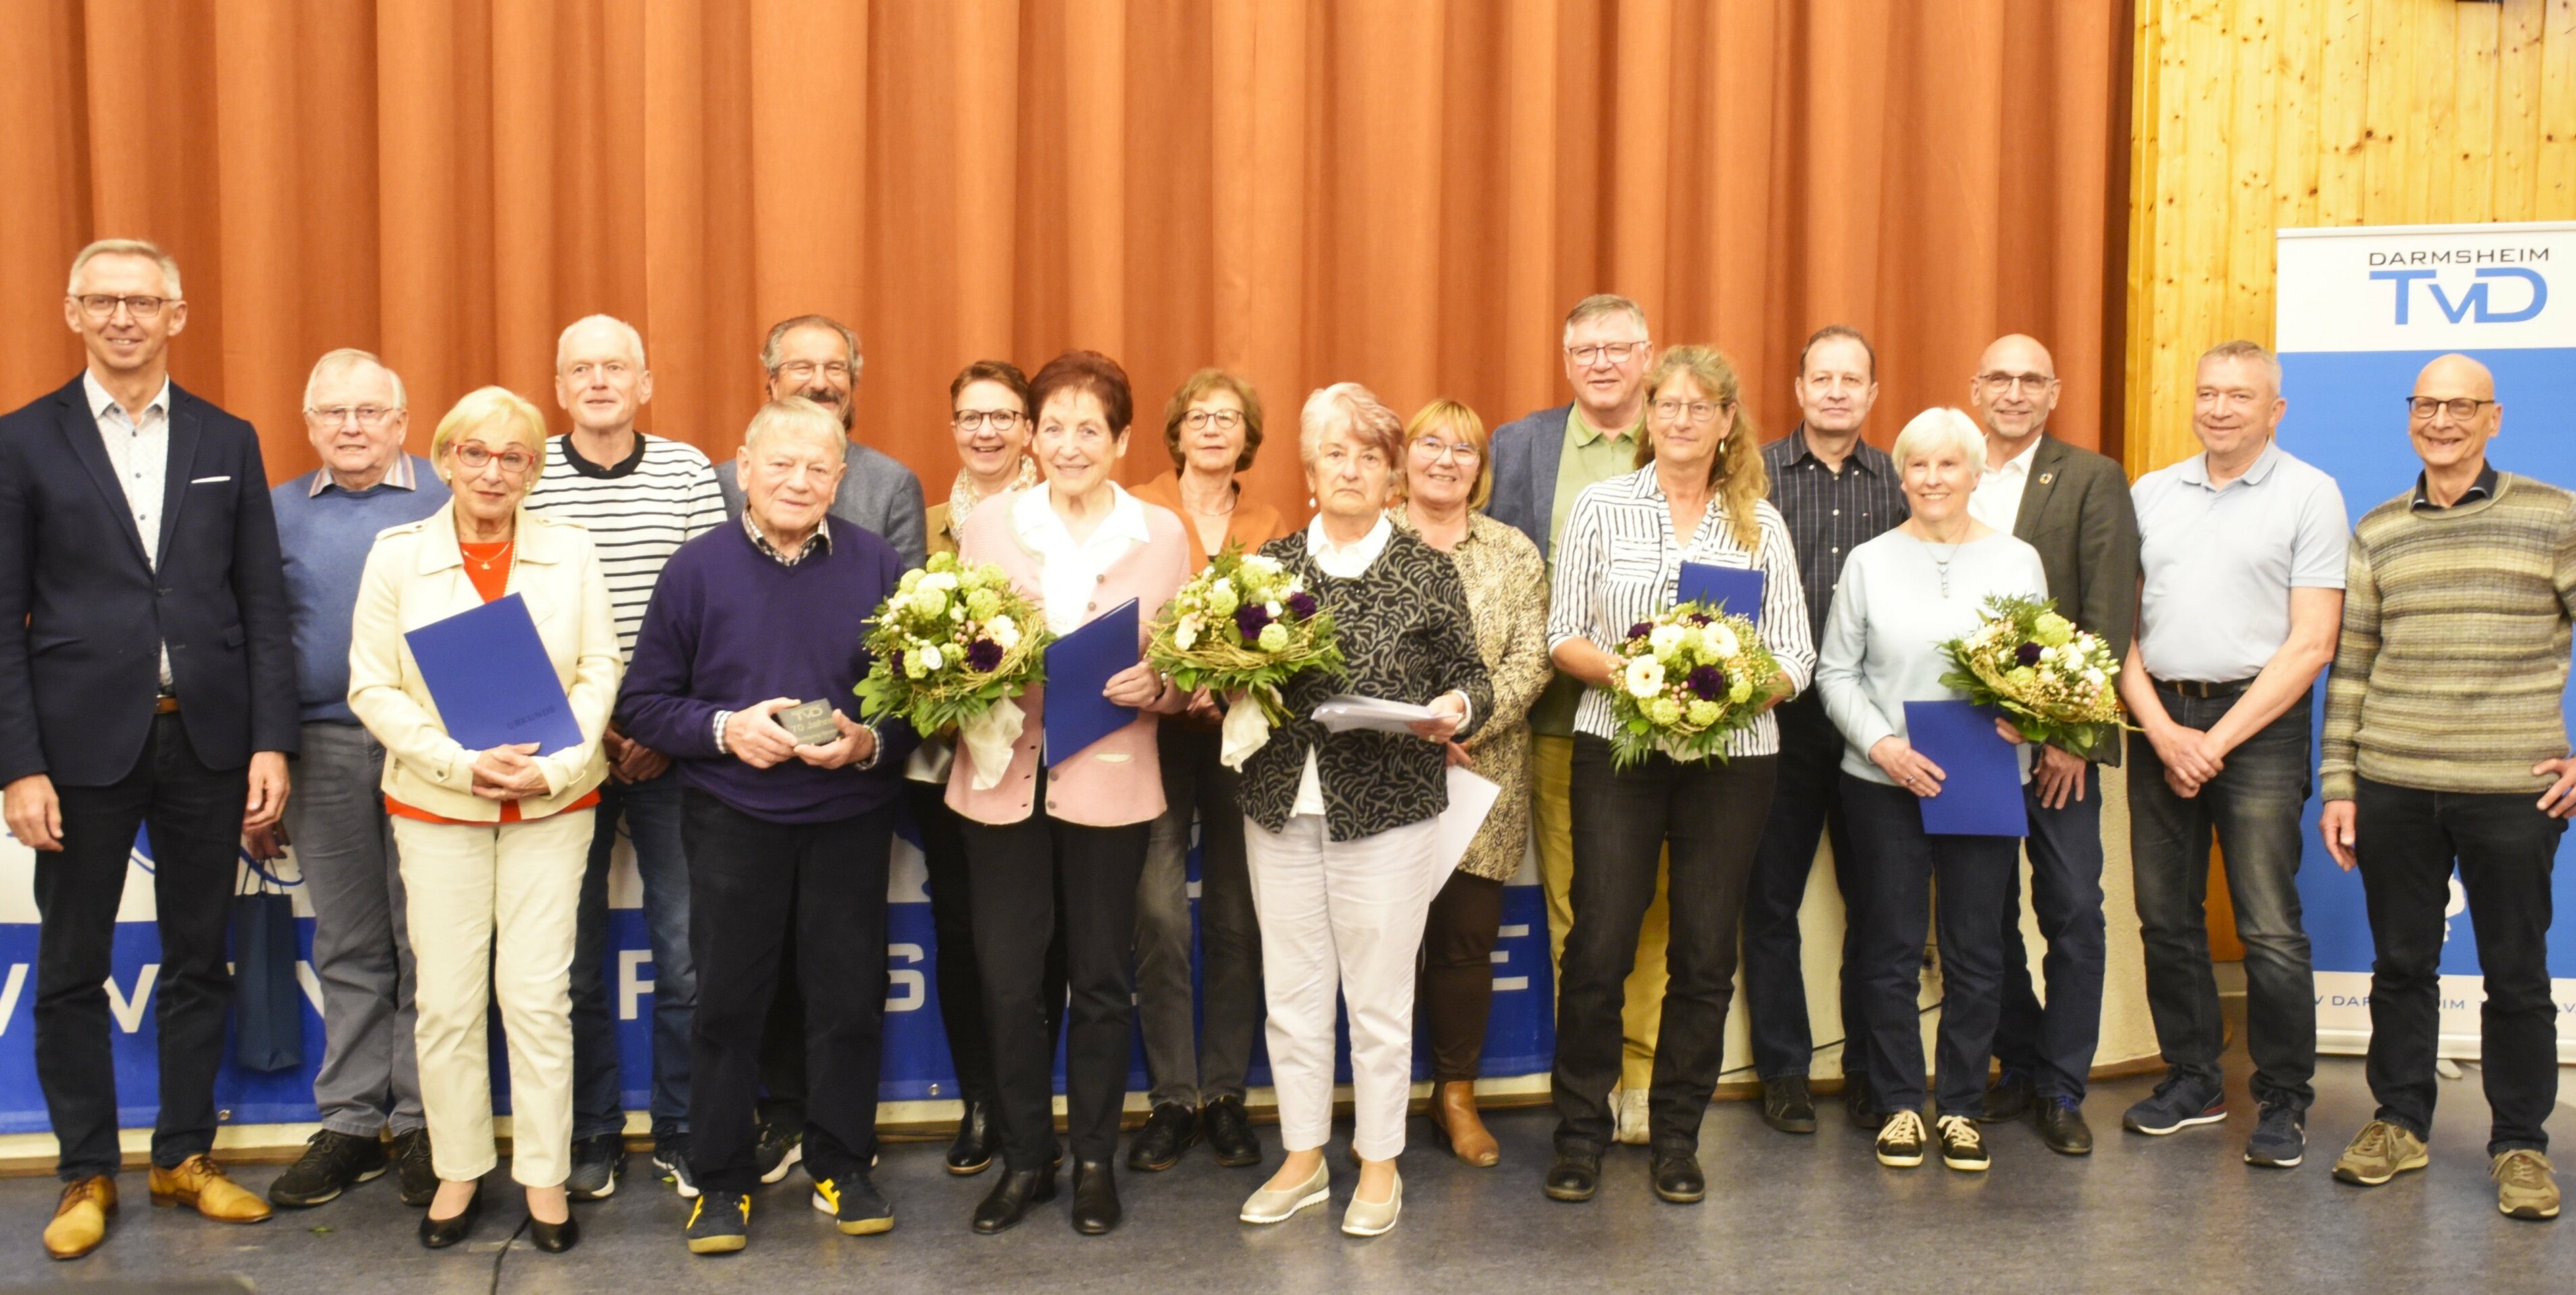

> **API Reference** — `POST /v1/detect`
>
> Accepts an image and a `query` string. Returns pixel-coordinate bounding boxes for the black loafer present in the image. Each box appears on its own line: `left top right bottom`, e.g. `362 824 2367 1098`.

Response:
1544 1149 1602 1202
1979 1071 2035 1123
1126 1104 1199 1172
969 1167 1057 1235
1204 1095 1263 1167
1069 1160 1122 1236
1761 1076 1818 1134
2037 1097 2095 1155
1844 1077 1881 1129
1650 1151 1706 1204
418 1186 481 1249
528 1212 580 1253
946 1100 997 1176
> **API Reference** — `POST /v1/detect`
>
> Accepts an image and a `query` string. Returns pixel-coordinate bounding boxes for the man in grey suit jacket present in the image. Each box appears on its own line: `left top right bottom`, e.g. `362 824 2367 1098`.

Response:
714 315 928 568
1963 333 2140 1159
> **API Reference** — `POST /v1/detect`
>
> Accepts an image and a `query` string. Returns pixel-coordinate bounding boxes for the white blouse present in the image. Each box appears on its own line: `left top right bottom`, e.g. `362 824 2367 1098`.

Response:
1011 481 1151 636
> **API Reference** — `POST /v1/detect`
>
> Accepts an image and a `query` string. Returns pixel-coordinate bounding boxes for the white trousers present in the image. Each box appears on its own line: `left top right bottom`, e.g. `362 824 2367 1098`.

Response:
1243 813 1442 1161
393 809 592 1186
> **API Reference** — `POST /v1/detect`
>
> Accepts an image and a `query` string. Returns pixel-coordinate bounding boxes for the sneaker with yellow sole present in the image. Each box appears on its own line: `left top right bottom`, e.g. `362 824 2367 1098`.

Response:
685 1189 750 1254
2330 1120 2429 1186
2492 1149 2560 1221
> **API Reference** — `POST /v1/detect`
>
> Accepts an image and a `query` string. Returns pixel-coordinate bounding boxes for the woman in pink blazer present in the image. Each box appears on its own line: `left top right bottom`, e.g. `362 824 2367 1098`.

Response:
946 351 1189 1238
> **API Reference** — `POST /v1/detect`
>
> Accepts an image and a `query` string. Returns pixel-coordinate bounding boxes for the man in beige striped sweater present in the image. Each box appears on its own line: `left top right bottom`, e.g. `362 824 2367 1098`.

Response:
2317 353 2574 1223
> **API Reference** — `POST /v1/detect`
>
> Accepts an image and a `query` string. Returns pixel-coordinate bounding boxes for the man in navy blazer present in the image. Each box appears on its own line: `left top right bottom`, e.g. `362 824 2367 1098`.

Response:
1 240 297 1259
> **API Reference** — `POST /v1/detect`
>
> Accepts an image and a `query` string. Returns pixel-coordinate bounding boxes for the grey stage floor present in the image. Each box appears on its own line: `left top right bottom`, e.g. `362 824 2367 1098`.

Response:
5 1053 2572 1294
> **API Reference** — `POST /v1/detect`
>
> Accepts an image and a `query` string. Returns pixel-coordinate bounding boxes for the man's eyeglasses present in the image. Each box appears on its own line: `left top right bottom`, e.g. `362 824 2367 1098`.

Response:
1566 341 1648 367
74 294 171 320
776 360 853 382
306 405 399 428
1182 409 1246 432
1650 399 1725 425
452 444 537 476
2406 396 2494 422
1975 371 2056 395
953 409 1025 432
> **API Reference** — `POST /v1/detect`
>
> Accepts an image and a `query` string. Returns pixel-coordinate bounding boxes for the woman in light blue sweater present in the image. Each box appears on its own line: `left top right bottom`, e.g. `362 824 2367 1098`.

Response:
1815 407 2047 1177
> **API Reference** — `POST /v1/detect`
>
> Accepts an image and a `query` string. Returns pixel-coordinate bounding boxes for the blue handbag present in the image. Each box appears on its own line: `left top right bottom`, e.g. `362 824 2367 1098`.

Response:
230 853 304 1073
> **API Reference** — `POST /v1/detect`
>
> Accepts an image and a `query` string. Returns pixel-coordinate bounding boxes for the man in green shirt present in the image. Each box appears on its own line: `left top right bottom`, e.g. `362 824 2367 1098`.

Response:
1485 293 1666 1144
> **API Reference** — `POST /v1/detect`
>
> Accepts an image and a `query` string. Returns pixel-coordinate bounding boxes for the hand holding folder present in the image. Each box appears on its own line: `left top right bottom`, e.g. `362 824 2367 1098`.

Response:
1900 700 2028 838
1043 598 1142 766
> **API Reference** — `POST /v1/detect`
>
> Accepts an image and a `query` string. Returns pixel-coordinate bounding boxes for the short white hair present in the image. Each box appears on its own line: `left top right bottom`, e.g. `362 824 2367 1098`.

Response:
1297 382 1403 470
303 348 407 411
556 313 647 370
68 238 182 299
1891 407 1987 476
742 397 847 462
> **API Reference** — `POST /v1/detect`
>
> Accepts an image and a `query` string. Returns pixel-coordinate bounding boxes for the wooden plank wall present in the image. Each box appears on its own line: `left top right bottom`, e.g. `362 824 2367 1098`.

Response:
2125 0 2576 477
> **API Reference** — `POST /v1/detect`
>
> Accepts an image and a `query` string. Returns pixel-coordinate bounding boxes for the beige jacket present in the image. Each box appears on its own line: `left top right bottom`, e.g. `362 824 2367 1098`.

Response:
347 503 619 821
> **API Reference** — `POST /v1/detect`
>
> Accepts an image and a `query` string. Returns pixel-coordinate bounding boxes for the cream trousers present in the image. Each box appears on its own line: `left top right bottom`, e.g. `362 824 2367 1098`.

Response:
393 809 592 1187
1244 813 1442 1163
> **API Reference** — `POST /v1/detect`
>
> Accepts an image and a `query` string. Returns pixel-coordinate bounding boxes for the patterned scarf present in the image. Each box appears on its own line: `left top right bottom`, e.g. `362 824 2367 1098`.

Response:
950 455 1040 526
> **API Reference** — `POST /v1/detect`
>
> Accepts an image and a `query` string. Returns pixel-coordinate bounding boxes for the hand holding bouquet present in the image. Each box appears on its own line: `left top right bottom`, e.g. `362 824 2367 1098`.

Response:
1936 594 2127 759
854 551 1051 790
1600 603 1788 769
1146 544 1344 768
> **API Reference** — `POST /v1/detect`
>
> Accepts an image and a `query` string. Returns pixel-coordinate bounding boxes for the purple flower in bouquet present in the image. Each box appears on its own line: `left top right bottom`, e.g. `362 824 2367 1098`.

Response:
887 647 904 674
1235 603 1273 640
1687 612 1713 626
1628 621 1655 641
965 638 1005 672
1285 590 1319 621
2015 641 2044 666
1686 665 1726 700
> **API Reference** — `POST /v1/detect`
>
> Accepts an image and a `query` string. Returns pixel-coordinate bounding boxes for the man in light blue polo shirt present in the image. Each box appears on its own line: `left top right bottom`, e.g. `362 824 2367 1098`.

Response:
2116 339 2347 1169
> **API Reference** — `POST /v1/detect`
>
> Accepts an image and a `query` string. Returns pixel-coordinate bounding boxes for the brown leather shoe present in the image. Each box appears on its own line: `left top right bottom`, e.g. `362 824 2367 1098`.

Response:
149 1154 272 1224
1432 1081 1500 1167
44 1175 117 1260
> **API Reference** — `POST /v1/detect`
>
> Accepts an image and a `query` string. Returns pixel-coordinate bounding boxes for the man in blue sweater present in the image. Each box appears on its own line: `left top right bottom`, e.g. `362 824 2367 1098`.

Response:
260 349 449 1210
615 397 915 1255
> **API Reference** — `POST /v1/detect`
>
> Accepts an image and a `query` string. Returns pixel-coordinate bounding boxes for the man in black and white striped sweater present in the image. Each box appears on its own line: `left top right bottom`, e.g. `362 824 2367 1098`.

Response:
525 314 727 1201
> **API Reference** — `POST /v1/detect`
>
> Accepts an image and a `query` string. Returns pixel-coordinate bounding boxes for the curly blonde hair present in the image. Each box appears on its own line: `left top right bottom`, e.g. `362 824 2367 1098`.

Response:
1635 345 1766 551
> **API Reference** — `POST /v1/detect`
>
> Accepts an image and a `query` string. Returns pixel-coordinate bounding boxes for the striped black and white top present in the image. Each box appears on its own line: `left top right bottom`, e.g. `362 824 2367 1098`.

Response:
1544 465 1817 755
523 432 726 658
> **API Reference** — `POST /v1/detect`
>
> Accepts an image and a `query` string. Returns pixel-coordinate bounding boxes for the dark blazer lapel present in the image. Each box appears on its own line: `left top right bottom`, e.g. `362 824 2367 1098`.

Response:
2011 435 2070 540
155 388 206 567
55 380 151 567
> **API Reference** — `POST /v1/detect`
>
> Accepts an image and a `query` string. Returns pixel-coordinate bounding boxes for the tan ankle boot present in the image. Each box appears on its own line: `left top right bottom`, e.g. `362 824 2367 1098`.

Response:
1434 1082 1500 1167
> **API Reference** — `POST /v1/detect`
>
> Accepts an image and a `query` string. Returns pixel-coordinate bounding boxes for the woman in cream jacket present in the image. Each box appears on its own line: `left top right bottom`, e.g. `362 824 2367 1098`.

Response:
347 386 619 1253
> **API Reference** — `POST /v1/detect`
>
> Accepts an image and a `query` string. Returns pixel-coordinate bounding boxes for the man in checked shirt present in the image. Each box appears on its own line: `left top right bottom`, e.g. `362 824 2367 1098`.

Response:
1742 326 1908 1136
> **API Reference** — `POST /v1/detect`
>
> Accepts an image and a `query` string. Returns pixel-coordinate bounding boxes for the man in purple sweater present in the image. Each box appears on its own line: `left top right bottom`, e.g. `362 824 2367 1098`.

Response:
614 398 915 1255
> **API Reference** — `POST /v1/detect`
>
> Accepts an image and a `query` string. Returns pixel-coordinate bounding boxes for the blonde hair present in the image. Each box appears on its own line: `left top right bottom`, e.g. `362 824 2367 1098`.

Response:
303 349 407 411
68 238 182 298
430 387 551 484
1396 399 1492 511
1636 346 1766 551
1890 407 1988 477
742 397 848 462
1561 293 1648 344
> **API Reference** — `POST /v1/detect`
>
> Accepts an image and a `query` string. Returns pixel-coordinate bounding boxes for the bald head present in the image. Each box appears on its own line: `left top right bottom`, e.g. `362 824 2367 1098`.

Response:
2405 352 2502 490
2413 353 2495 401
1969 333 2061 447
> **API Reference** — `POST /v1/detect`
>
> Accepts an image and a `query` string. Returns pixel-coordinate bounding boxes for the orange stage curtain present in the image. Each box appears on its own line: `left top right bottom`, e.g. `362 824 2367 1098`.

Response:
0 0 2127 523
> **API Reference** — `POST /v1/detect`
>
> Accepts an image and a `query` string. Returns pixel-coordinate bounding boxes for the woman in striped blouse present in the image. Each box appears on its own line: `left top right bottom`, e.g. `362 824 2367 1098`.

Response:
1540 346 1814 1207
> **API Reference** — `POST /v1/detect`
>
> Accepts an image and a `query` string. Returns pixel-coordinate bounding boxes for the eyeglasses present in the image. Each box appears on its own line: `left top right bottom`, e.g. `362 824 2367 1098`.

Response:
953 409 1025 432
1975 371 2056 395
1566 341 1648 367
1650 399 1726 425
2406 396 2494 422
75 294 172 320
775 360 852 382
306 405 399 428
1410 436 1481 463
1182 409 1246 432
452 444 537 476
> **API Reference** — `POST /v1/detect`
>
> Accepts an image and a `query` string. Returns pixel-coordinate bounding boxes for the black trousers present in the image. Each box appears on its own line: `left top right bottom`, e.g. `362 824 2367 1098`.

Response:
961 782 1150 1170
1740 690 1867 1085
1552 736 1776 1154
2354 777 2562 1153
36 711 247 1179
683 790 892 1194
1421 869 1505 1082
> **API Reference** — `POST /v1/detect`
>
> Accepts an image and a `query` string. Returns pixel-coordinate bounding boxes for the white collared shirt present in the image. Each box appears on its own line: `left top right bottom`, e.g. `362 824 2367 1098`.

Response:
1969 434 2041 534
1011 480 1151 635
85 370 174 687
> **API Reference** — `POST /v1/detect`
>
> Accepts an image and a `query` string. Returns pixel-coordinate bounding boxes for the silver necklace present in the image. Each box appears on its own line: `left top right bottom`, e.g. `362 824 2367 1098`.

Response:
1925 540 1963 597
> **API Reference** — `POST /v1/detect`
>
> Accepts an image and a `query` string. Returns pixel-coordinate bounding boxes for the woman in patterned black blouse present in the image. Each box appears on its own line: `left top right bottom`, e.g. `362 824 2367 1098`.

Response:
1232 382 1492 1238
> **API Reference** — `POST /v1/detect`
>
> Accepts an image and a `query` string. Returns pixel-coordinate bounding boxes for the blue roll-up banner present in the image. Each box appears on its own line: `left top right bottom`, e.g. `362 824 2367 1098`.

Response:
2275 220 2576 1060
0 811 1557 1135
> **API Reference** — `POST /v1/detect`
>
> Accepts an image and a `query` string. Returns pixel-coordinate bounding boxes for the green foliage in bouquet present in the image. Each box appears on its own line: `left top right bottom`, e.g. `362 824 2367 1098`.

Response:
1937 593 2128 759
1145 542 1345 721
1602 603 1789 769
855 551 1052 736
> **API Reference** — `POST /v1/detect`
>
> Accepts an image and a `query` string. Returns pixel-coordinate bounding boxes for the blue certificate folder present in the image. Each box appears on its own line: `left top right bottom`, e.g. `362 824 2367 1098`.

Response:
403 593 585 756
1678 561 1764 617
1900 700 2028 838
1043 597 1140 766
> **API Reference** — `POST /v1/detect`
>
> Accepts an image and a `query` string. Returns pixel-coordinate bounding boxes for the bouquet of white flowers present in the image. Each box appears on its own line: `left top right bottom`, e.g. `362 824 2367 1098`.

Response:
854 551 1051 789
1146 543 1344 767
1599 603 1788 769
1936 594 2127 759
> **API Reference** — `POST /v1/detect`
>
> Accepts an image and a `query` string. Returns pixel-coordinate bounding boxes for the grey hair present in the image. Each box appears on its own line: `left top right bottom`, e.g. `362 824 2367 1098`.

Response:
68 238 182 299
1890 407 1988 477
303 349 408 411
2197 338 2283 397
759 315 864 381
557 313 647 370
742 397 848 463
1561 293 1648 345
1297 382 1405 470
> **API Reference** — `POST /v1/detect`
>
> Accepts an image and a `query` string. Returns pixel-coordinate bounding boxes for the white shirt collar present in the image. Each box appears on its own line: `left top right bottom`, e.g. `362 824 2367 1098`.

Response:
1011 480 1151 552
1305 511 1393 578
1985 434 2040 481
83 370 170 424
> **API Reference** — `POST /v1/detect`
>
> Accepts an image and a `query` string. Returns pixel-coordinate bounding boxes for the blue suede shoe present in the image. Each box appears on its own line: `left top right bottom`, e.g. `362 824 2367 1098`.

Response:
2244 1098 2305 1168
2122 1070 2227 1136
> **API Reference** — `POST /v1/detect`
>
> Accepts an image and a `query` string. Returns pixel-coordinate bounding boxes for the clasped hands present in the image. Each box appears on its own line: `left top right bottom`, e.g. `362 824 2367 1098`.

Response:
723 699 879 771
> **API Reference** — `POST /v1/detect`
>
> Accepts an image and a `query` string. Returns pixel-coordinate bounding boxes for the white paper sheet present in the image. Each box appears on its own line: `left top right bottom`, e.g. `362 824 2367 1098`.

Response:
1311 694 1441 734
1431 767 1502 883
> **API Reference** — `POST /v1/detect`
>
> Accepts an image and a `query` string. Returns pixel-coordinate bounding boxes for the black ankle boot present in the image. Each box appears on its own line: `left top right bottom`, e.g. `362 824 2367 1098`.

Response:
969 1165 1056 1235
946 1100 999 1175
1069 1160 1121 1236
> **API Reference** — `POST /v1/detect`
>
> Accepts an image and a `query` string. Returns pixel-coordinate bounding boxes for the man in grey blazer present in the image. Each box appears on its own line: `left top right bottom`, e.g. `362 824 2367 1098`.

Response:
1963 333 2140 1158
714 314 928 568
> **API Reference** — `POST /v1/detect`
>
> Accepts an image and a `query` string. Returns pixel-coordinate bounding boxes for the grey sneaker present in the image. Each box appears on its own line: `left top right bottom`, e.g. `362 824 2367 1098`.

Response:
567 1132 624 1200
2244 1099 2305 1168
2122 1069 2227 1136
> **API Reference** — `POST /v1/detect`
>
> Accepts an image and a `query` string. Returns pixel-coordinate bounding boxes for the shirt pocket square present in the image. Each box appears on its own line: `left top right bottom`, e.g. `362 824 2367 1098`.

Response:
189 474 232 484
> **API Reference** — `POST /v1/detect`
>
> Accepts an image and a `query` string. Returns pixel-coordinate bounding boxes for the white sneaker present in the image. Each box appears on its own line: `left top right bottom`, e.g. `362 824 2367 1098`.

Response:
1613 1088 1651 1146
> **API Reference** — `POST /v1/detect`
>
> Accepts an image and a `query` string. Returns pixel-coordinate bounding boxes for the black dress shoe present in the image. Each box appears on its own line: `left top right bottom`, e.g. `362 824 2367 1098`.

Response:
1844 1077 1881 1129
1126 1103 1199 1172
1069 1160 1122 1236
1761 1076 1818 1134
969 1167 1057 1235
1979 1070 2035 1123
1650 1151 1706 1204
946 1100 998 1175
418 1186 482 1249
1543 1149 1601 1202
528 1212 580 1253
2036 1097 2095 1155
1204 1095 1263 1167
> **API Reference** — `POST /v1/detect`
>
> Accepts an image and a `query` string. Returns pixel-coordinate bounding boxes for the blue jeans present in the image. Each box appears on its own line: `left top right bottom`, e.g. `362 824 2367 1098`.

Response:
2129 688 2315 1107
570 771 695 1141
1992 757 2108 1102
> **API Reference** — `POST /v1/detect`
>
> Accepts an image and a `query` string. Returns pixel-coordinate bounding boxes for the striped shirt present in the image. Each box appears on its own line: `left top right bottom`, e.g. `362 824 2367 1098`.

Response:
1545 465 1817 755
1761 426 1908 642
522 432 726 657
